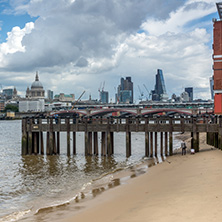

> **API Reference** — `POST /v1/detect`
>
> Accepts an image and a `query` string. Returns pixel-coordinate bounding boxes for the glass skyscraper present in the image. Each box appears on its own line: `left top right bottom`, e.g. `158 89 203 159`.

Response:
152 69 168 101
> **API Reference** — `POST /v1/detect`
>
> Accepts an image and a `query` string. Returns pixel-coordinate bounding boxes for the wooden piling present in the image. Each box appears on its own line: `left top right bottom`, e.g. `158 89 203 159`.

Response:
66 118 70 156
73 132 76 155
160 132 163 157
21 118 28 155
53 132 57 154
145 131 149 157
88 132 93 155
94 132 98 155
155 132 158 157
33 132 38 154
57 132 60 154
28 119 32 155
110 132 114 155
101 132 106 156
49 118 54 155
126 118 131 158
150 132 153 157
165 132 168 156
40 132 44 155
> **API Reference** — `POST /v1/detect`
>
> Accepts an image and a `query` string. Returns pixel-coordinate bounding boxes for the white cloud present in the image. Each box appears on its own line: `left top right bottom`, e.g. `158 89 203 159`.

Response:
0 0 218 100
0 22 34 67
142 1 216 35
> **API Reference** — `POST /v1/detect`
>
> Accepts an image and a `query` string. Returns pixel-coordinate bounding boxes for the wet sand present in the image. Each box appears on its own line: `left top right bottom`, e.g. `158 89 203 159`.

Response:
60 133 222 222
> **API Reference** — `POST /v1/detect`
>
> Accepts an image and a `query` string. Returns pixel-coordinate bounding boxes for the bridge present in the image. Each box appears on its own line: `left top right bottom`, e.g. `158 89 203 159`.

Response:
50 107 211 117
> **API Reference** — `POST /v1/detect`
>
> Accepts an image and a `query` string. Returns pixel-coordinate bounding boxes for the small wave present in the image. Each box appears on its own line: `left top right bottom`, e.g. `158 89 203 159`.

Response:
0 209 31 222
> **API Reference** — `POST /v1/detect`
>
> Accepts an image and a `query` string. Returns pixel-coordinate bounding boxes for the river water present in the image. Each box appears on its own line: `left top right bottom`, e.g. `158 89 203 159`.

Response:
0 120 182 221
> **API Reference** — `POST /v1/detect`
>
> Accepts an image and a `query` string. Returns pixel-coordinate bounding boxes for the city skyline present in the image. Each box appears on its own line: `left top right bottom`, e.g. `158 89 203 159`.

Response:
0 0 219 102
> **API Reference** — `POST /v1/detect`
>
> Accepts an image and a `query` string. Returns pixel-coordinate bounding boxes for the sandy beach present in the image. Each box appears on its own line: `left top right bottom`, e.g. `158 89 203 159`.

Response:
58 133 222 222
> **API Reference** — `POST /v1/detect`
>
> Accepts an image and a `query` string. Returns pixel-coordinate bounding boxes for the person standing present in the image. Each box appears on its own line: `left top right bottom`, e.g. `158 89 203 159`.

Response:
181 141 187 155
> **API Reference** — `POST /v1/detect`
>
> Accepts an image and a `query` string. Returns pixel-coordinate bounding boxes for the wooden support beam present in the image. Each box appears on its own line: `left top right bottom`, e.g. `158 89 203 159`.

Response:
73 132 76 155
165 132 168 156
66 118 70 156
21 118 28 155
101 132 106 156
169 132 173 156
94 132 98 155
88 132 93 155
110 132 114 155
49 118 54 155
57 132 60 154
160 132 163 157
150 132 153 157
40 132 44 155
126 131 131 158
53 132 57 154
145 131 149 157
46 132 50 155
28 119 32 155
169 117 173 156
155 132 158 157
126 118 131 158
107 131 112 156
85 131 88 156
33 132 38 154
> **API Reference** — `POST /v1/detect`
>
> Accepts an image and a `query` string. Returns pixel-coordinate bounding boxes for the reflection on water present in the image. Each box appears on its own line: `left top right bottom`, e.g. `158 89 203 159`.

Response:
0 120 182 222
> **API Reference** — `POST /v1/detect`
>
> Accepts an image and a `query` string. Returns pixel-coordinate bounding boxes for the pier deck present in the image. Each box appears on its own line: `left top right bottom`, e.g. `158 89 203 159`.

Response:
21 115 222 157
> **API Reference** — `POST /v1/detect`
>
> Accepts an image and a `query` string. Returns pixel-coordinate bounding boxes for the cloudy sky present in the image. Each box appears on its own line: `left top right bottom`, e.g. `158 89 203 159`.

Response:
0 0 219 102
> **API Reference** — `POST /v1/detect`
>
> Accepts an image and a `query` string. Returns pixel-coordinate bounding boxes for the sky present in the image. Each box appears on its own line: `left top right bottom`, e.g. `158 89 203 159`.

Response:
0 0 220 102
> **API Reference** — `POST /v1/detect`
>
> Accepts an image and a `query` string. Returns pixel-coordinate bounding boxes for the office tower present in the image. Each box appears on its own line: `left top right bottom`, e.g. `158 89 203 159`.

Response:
47 90 54 100
3 88 13 99
185 87 193 101
213 3 222 114
100 91 109 103
152 69 168 101
116 77 133 103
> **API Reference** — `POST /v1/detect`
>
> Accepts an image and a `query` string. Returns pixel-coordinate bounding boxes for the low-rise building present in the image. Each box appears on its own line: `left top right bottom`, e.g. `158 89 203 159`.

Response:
54 93 75 102
19 99 45 112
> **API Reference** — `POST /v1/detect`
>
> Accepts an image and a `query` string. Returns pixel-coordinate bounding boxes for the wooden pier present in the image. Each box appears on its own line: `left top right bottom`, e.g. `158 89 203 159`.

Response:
21 115 222 157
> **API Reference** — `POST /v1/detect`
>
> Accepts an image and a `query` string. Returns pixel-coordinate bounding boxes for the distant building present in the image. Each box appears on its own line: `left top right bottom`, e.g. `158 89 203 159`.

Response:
181 91 189 102
0 100 5 111
26 72 45 100
151 69 168 101
2 87 18 100
47 90 54 100
54 93 75 102
116 77 133 103
3 89 13 99
100 91 109 103
185 87 193 101
19 99 45 112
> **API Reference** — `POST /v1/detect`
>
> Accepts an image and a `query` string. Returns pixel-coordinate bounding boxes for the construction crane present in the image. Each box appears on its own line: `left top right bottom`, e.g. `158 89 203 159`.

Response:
71 90 85 110
143 84 152 100
138 85 144 101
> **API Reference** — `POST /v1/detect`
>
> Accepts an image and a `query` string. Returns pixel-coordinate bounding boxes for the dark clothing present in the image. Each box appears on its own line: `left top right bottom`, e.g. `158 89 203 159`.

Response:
181 142 187 155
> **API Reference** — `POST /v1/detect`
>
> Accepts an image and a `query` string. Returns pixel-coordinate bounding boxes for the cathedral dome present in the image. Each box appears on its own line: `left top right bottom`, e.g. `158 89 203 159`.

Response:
31 73 43 89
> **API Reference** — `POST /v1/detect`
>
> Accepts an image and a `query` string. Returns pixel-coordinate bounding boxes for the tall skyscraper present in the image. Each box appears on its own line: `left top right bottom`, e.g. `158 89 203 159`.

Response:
100 91 109 103
185 87 193 101
152 69 168 101
213 3 222 114
116 77 133 103
47 90 54 100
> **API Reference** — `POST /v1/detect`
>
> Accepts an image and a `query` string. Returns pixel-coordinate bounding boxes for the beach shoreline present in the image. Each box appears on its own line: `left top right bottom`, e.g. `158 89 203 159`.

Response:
56 132 222 222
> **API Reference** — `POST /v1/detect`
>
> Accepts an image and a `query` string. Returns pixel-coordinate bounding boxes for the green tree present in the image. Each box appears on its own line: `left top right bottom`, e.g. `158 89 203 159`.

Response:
4 104 18 112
